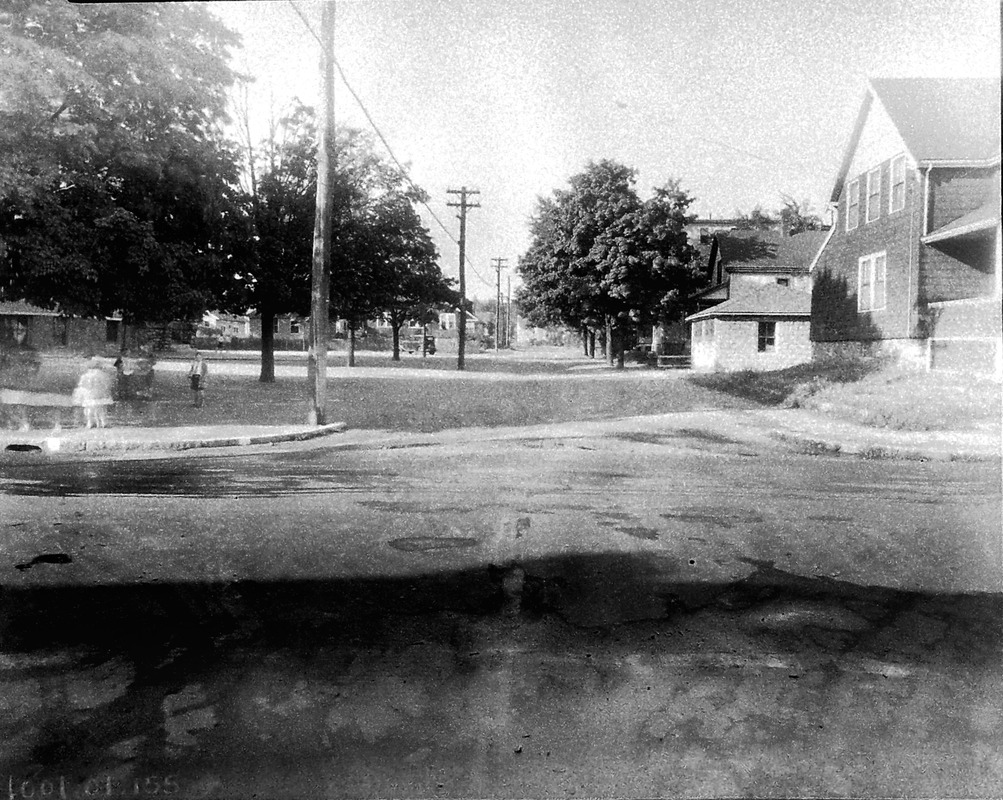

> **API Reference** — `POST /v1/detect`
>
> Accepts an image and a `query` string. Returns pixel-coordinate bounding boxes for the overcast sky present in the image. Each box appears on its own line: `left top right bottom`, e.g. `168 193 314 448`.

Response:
208 0 1000 299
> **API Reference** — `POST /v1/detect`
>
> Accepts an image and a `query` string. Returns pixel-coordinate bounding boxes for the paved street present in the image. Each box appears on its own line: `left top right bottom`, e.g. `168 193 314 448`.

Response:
1 419 1001 798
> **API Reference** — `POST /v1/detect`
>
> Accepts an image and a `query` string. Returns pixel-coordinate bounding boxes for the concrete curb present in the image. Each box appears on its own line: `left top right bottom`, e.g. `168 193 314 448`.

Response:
5 422 347 455
767 430 998 462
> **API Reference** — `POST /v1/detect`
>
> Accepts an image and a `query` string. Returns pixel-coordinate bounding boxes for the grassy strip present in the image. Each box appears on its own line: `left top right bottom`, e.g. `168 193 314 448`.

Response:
690 358 1000 432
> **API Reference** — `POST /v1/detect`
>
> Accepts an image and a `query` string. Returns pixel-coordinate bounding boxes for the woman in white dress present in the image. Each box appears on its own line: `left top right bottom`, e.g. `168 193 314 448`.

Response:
73 358 115 428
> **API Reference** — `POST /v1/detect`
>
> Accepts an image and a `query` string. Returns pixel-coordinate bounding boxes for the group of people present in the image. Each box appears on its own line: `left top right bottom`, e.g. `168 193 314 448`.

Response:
71 351 208 429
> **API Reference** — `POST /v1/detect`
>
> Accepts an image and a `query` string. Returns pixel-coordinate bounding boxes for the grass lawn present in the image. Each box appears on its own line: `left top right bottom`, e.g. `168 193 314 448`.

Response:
691 358 1001 432
2 348 756 433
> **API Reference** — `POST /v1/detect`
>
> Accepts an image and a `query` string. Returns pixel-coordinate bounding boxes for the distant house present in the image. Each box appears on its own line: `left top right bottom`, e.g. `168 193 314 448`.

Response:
684 216 780 247
685 230 827 371
248 313 307 342
811 77 1001 375
0 300 125 354
437 309 487 336
202 311 251 339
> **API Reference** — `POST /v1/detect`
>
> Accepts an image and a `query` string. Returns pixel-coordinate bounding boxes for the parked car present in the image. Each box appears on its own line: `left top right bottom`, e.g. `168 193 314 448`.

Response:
403 336 436 355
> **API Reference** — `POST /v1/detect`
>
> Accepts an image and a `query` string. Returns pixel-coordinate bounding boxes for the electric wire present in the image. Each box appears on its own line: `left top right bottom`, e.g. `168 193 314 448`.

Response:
286 0 494 290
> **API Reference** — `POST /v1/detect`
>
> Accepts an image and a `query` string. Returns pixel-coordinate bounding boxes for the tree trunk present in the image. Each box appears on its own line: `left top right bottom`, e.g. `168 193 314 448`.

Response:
599 327 607 358
588 330 596 358
392 321 401 362
611 321 625 370
259 305 275 383
582 328 589 356
605 317 614 367
348 325 356 367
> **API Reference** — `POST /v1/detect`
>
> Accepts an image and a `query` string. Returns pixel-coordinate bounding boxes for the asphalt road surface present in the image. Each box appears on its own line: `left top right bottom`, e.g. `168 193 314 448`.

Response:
1 421 1000 798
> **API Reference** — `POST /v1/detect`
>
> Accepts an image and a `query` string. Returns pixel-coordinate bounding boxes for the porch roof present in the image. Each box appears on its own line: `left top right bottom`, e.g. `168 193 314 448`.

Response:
922 198 1000 245
686 285 810 322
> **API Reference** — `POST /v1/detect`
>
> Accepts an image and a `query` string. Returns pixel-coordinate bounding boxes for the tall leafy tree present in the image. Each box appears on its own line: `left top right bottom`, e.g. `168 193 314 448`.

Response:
518 160 700 367
0 2 243 336
368 194 455 361
230 101 316 381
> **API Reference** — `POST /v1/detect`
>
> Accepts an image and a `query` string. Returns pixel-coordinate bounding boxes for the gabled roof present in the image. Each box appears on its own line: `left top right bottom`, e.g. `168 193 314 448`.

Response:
872 77 1001 164
0 300 60 316
831 77 1001 202
686 284 810 322
718 229 828 272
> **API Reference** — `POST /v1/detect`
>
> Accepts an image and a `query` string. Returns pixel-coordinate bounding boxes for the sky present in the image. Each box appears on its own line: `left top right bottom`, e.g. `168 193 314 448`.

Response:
207 0 1000 300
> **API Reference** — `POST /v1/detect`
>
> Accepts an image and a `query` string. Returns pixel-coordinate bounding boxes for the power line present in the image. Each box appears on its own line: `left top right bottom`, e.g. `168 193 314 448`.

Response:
285 1 493 291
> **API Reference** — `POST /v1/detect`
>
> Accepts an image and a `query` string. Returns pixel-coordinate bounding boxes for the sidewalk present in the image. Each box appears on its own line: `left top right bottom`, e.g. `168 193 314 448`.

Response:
0 422 346 454
0 408 997 461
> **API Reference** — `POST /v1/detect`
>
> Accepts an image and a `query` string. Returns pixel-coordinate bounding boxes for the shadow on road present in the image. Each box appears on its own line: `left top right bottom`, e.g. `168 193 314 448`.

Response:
2 553 1000 798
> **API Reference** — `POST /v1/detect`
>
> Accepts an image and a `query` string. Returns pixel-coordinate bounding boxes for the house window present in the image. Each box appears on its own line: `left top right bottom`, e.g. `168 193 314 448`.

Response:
272 318 280 334
865 167 881 223
706 319 714 338
845 179 859 231
857 251 887 312
889 154 906 213
290 320 301 335
757 321 776 352
776 277 790 287
105 319 120 344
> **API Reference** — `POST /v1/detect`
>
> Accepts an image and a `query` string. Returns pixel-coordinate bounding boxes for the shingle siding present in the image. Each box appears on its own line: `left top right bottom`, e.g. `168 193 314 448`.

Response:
812 157 920 342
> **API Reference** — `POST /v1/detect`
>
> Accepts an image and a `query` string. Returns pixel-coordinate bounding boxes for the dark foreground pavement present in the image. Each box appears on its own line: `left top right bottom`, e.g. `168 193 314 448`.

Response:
2 566 1000 799
1 418 1000 798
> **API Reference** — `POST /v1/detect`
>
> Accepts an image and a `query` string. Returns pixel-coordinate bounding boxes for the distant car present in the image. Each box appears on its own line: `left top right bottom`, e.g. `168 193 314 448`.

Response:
403 336 436 355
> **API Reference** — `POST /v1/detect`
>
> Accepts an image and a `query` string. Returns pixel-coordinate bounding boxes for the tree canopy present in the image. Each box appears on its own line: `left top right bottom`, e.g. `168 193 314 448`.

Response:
0 2 243 326
231 100 453 372
517 159 702 366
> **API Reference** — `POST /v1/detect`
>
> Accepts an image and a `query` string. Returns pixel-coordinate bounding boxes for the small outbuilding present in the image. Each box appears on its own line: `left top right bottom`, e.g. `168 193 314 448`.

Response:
686 230 827 371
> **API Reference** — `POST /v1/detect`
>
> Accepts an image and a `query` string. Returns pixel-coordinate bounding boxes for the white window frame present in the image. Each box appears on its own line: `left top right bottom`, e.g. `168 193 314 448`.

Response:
857 251 887 312
889 154 906 213
865 167 881 223
845 178 860 231
757 321 776 353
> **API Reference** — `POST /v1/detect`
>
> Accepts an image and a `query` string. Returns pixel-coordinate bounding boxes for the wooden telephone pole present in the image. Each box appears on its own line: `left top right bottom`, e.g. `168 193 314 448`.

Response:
492 256 508 352
506 275 512 349
446 187 479 371
308 0 335 424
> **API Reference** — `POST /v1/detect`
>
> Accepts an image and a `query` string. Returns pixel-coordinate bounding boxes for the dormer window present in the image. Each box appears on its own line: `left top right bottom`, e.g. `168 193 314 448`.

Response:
846 179 860 231
866 167 881 223
776 277 790 287
889 155 906 213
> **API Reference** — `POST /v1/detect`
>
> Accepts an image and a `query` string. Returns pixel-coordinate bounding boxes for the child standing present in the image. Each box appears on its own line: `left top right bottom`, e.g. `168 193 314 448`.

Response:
188 352 208 408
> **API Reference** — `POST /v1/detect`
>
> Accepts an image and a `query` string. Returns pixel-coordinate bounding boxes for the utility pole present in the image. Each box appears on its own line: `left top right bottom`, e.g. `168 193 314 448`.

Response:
446 187 480 370
506 275 512 349
492 257 508 353
308 0 335 424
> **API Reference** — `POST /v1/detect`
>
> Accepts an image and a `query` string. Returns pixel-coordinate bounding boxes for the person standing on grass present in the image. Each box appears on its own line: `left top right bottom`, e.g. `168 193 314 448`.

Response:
73 358 115 429
188 352 208 408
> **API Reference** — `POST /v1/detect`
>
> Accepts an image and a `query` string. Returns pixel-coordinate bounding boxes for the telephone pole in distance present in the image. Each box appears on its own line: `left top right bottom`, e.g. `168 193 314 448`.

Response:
446 187 480 371
492 256 508 353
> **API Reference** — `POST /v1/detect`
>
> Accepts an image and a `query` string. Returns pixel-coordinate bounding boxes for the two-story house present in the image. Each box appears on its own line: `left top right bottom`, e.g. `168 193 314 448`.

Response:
811 77 1001 375
686 229 827 371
